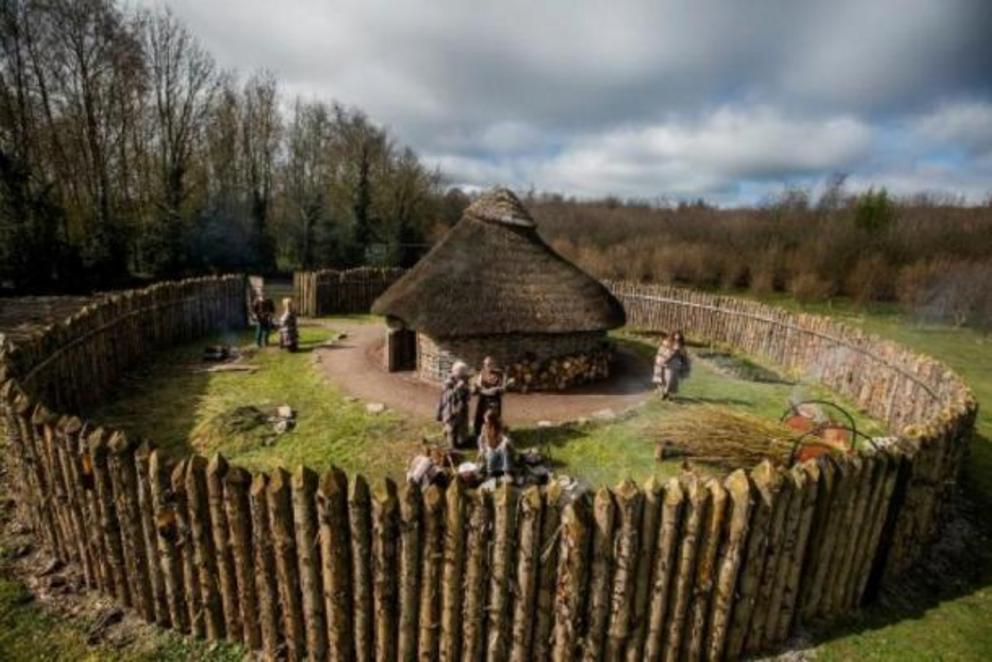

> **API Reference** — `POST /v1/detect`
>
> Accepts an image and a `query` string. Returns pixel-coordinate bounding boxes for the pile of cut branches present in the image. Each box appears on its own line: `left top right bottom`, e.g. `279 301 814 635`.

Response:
654 405 796 471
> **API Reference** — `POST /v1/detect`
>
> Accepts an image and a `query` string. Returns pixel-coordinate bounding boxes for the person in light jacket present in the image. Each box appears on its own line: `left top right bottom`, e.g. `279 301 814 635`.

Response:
278 298 299 352
653 330 690 399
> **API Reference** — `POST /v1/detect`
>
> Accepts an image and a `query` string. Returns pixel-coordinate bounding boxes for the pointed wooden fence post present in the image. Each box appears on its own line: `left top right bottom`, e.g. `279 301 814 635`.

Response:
318 467 354 660
293 466 327 661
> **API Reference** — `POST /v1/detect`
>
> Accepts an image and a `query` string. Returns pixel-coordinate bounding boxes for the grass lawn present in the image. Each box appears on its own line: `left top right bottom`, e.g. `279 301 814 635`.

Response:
91 322 433 482
0 570 244 661
89 317 883 489
513 332 884 487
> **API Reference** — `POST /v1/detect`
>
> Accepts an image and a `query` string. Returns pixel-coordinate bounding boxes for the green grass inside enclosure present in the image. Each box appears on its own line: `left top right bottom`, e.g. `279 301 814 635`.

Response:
91 319 883 488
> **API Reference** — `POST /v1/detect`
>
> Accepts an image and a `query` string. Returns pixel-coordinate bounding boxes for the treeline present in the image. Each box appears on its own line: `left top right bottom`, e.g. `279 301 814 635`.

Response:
0 0 440 293
530 183 992 329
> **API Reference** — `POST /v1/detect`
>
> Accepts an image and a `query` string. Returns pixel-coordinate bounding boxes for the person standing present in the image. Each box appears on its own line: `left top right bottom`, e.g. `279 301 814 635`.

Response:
653 330 690 399
278 298 299 352
472 356 508 438
251 292 276 347
437 361 471 449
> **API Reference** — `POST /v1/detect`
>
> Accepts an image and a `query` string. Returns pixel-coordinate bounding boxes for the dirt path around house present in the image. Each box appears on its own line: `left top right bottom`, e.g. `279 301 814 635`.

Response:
312 319 654 427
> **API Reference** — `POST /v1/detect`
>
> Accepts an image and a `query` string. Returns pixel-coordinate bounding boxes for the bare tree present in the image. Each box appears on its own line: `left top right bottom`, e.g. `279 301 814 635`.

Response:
141 6 217 273
241 70 280 269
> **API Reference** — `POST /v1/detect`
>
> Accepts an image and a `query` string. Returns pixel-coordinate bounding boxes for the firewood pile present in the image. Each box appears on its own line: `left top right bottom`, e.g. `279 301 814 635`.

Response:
506 347 612 392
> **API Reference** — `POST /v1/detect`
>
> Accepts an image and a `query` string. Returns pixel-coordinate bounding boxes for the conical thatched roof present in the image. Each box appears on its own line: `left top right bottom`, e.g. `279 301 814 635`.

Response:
372 188 625 338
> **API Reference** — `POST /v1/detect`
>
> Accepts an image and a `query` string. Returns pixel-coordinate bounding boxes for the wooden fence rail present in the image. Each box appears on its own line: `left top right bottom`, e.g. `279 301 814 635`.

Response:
0 277 976 661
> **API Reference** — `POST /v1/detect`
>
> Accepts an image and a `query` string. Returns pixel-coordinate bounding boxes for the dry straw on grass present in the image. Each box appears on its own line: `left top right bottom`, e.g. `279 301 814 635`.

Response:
654 405 797 470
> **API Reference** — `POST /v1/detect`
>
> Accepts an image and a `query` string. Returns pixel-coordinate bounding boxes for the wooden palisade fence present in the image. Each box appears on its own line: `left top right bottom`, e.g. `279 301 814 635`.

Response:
0 276 976 661
294 267 405 317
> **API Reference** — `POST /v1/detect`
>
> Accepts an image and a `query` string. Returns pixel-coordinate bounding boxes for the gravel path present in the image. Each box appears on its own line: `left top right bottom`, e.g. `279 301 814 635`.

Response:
312 319 654 426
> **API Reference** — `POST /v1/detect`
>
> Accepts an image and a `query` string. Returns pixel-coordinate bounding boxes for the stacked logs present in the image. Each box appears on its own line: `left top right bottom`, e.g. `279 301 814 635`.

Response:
506 347 612 392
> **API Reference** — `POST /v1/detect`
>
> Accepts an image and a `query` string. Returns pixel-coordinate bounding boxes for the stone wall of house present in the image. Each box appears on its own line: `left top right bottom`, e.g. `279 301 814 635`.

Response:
416 330 610 386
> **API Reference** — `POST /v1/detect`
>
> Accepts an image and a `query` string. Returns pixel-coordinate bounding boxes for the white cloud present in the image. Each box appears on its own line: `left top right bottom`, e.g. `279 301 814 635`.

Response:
138 0 991 203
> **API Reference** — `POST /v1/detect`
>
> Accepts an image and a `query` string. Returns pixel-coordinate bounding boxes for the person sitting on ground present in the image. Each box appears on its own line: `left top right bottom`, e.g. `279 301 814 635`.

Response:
278 297 299 352
406 445 449 489
437 361 471 449
477 408 514 478
653 330 690 399
251 292 276 348
472 355 508 438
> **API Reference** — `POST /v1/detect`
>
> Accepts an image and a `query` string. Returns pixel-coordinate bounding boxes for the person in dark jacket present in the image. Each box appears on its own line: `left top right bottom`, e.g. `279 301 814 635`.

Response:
251 293 276 347
437 361 471 448
472 356 508 438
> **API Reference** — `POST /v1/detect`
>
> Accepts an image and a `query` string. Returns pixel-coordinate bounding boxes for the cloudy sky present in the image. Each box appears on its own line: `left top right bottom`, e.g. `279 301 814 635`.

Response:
142 0 991 205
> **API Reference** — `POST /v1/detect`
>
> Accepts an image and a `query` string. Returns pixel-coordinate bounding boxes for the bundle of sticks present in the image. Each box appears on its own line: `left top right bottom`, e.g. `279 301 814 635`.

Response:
654 405 796 471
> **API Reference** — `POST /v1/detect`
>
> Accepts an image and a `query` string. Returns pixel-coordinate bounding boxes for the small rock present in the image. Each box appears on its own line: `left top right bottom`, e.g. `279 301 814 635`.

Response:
537 420 554 428
576 417 590 426
366 402 386 415
276 405 294 419
592 408 616 421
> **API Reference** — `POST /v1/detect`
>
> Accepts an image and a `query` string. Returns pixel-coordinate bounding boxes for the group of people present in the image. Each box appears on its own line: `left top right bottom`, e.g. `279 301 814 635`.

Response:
251 293 299 352
437 356 515 478
431 331 691 481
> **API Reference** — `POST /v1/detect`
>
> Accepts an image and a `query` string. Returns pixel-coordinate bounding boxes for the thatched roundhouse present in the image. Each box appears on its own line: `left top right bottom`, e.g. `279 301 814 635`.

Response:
372 188 625 388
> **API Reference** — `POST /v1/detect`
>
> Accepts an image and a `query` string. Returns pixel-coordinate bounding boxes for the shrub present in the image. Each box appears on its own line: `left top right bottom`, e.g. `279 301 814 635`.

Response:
789 271 836 303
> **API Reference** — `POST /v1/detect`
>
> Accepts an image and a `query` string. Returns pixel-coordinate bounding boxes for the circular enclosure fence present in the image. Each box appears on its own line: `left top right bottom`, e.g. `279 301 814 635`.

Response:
0 274 976 661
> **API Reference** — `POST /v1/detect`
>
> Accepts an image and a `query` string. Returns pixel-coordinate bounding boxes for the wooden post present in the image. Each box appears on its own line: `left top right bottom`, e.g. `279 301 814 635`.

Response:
89 427 130 605
583 487 616 662
250 473 282 659
773 462 819 641
373 479 400 662
461 489 491 662
318 467 354 661
663 476 709 662
533 481 564 662
686 479 727 660
225 466 260 649
398 483 423 662
488 481 518 662
172 459 202 637
606 480 643 662
797 458 837 624
135 441 169 626
268 467 305 660
707 470 753 661
643 478 685 662
510 486 544 662
187 455 224 640
55 418 95 589
746 465 789 654
293 466 327 661
207 455 242 641
724 462 777 659
349 474 374 662
57 417 98 590
552 497 592 662
624 477 661 662
440 479 466 662
419 485 445 661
